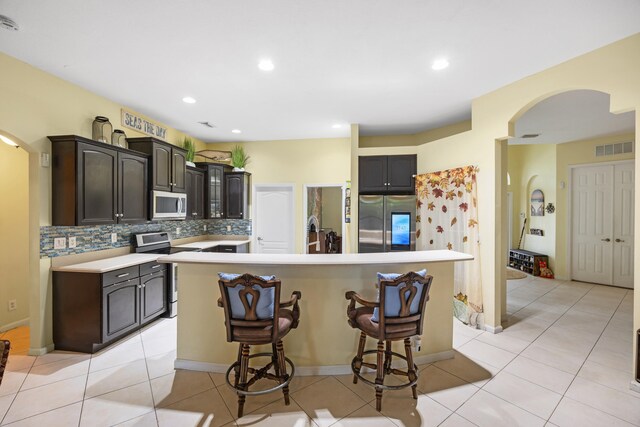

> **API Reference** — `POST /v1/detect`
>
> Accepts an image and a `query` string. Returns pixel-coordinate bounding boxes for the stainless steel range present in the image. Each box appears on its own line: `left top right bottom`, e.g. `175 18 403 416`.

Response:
133 232 199 317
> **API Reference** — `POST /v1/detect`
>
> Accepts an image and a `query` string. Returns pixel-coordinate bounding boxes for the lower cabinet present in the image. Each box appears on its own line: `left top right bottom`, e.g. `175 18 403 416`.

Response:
54 262 167 353
201 243 249 253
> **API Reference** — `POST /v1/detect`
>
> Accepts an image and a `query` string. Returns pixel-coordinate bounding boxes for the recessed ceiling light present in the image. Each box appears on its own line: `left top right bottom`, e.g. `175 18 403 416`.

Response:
431 58 449 71
182 96 196 104
0 135 19 147
332 124 342 129
258 59 274 72
231 129 242 134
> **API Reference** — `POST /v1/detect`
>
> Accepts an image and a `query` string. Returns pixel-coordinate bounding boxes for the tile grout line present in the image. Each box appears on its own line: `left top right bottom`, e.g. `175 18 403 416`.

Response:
138 328 160 426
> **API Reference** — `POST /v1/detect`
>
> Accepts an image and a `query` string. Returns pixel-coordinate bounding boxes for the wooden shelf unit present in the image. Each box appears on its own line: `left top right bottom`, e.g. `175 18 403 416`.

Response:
508 249 548 276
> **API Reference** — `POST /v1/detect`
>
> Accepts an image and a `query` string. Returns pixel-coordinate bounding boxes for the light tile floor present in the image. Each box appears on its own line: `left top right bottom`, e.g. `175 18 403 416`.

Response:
0 274 637 426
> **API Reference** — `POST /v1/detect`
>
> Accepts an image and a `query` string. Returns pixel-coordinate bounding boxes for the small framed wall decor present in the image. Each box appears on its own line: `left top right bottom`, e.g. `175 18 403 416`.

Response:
530 189 544 216
530 228 544 236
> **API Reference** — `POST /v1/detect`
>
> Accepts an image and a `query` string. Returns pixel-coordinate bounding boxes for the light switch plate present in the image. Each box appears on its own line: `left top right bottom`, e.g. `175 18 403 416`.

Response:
111 233 117 243
40 152 50 168
176 227 181 235
226 225 232 232
203 224 207 231
68 237 77 248
54 237 66 249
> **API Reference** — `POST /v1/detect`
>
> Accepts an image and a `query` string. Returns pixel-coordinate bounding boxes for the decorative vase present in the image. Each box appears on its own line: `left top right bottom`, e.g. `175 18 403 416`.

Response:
92 116 113 144
111 129 127 148
232 167 245 172
186 161 196 167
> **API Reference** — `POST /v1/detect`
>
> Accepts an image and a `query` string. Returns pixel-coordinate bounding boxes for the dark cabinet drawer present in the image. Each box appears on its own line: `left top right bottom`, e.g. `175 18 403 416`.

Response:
139 261 166 276
217 245 236 253
102 265 140 286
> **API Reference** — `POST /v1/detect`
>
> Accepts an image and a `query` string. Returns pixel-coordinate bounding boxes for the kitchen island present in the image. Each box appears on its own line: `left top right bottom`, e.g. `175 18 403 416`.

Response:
158 250 473 375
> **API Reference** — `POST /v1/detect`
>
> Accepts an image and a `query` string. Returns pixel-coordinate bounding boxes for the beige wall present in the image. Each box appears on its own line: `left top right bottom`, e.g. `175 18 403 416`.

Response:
0 51 207 352
321 187 343 233
206 138 351 254
508 144 557 270
0 142 30 330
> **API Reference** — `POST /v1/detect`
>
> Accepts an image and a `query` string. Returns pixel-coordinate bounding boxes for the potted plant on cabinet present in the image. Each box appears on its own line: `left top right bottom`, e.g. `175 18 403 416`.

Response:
183 137 196 167
231 145 250 171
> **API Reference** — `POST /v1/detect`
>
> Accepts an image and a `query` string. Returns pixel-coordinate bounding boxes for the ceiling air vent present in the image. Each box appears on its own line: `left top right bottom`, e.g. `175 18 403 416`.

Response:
0 15 19 31
198 121 216 128
521 133 540 139
595 141 633 157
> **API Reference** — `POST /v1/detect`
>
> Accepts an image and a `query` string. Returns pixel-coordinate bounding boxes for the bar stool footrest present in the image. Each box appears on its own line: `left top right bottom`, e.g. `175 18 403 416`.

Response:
226 352 295 396
351 349 418 391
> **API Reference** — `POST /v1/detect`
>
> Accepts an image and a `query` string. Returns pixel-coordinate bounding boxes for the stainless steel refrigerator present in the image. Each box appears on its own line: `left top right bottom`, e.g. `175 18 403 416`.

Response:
358 195 416 253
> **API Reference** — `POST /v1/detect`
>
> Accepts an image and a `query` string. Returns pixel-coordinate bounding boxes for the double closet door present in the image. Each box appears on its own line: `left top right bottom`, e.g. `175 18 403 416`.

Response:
571 162 634 288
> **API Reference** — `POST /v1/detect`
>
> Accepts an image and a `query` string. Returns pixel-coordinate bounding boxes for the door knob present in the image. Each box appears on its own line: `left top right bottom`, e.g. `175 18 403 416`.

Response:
257 237 263 241
615 238 625 243
601 238 611 242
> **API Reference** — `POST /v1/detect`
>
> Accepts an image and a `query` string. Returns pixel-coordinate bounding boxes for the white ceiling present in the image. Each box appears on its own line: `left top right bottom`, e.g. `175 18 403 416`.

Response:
511 90 636 145
1 1 639 143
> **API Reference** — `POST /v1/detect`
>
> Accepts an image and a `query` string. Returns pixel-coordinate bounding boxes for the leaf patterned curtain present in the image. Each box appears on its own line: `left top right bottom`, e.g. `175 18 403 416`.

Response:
415 166 483 326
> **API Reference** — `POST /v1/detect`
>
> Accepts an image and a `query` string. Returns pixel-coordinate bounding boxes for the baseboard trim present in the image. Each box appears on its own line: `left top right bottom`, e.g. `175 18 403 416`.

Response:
28 343 54 356
175 350 455 376
0 317 30 333
630 381 640 394
484 324 503 334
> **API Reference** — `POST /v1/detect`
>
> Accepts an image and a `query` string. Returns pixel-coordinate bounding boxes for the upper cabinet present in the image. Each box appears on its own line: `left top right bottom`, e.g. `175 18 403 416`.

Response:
359 155 416 194
185 166 205 220
225 172 251 219
49 135 148 226
127 138 187 193
195 163 233 219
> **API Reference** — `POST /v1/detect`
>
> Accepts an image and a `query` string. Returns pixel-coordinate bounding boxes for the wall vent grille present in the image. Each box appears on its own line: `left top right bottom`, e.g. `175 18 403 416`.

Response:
595 141 633 157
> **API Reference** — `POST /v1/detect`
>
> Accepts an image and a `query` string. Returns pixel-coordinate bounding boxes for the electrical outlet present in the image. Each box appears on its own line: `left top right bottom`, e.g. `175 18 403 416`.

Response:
68 236 77 248
54 237 66 249
111 233 117 243
8 300 16 311
203 224 207 232
176 227 181 235
226 225 232 232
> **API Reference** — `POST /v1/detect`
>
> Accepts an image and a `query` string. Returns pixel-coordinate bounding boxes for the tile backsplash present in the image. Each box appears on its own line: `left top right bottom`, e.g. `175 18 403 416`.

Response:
40 219 251 258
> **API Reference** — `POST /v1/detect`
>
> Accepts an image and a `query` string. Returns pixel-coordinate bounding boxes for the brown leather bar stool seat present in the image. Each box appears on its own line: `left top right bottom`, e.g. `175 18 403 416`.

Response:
345 271 433 411
217 273 301 418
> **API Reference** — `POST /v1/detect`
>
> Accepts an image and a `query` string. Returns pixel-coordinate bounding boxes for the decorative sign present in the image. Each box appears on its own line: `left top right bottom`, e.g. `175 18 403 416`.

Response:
530 189 544 216
121 109 167 140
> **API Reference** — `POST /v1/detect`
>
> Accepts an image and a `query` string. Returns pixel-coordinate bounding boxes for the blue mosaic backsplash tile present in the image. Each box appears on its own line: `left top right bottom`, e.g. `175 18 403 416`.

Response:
40 219 252 258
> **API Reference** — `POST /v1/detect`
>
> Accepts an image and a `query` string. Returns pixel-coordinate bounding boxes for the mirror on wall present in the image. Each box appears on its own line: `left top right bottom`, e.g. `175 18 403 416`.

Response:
305 186 343 254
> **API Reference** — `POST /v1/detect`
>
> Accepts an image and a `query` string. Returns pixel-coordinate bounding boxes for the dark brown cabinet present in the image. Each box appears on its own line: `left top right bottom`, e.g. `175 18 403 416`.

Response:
202 243 249 253
359 155 416 194
225 172 251 219
49 135 148 226
186 167 205 220
53 263 167 353
195 163 233 219
140 270 167 323
127 137 187 193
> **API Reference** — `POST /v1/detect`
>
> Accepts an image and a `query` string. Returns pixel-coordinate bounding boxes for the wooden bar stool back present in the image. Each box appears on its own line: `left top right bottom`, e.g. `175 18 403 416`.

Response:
217 273 301 418
345 271 433 411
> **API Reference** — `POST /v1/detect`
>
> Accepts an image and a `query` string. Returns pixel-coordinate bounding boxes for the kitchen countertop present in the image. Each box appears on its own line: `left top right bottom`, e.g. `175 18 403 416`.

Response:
158 249 472 266
51 253 162 273
173 239 251 250
51 239 252 273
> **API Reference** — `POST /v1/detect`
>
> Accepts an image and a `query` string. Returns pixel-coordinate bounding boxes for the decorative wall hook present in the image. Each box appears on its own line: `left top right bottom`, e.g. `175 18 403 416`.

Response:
545 203 555 214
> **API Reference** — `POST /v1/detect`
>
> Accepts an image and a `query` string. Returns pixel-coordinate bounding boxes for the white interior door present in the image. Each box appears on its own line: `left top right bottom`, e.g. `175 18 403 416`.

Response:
571 162 634 288
613 162 634 288
571 164 614 285
254 186 294 254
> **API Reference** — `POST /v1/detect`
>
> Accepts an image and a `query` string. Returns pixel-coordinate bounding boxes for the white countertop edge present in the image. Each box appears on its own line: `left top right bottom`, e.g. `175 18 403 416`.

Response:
52 253 162 273
157 249 473 266
173 239 252 250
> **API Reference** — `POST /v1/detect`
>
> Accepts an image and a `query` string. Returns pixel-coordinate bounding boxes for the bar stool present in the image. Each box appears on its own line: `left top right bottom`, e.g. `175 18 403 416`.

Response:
217 273 301 418
345 271 433 411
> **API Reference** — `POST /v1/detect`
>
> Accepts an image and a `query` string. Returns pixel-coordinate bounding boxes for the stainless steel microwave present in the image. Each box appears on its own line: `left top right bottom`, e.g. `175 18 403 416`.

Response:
152 190 187 220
